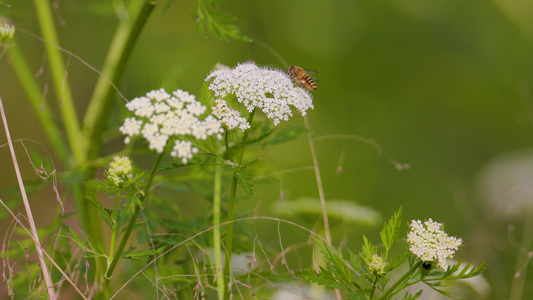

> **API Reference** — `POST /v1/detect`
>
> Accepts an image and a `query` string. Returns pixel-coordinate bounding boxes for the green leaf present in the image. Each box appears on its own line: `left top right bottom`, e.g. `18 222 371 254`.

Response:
360 235 377 264
226 159 257 195
401 290 423 300
87 196 113 226
67 227 107 258
234 167 254 195
193 0 251 42
380 206 402 258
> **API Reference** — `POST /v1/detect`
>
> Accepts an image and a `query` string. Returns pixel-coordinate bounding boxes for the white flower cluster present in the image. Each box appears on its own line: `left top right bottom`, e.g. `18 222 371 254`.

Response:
119 89 224 164
107 155 133 186
205 62 314 130
367 254 386 276
0 22 15 44
407 219 462 270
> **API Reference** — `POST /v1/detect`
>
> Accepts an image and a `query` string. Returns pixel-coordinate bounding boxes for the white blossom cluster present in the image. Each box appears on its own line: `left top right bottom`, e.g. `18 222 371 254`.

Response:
367 254 386 276
407 219 462 270
119 89 224 164
107 155 133 186
205 62 314 130
0 22 15 44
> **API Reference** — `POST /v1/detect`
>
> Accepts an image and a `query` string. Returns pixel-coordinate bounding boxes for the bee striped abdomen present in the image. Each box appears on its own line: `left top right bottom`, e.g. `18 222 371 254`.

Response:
287 65 317 91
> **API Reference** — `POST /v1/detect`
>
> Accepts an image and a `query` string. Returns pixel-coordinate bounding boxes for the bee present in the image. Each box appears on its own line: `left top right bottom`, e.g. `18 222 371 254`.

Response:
287 65 317 91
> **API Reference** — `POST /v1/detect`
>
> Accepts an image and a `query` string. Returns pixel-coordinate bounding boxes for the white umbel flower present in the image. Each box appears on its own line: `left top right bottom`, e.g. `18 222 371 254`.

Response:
119 88 224 164
107 155 133 186
205 62 314 129
407 219 462 270
0 22 15 45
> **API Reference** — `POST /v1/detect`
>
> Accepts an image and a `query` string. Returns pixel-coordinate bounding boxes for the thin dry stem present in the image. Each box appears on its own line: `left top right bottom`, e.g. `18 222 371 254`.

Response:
0 95 57 299
303 115 342 300
303 115 331 245
0 198 87 299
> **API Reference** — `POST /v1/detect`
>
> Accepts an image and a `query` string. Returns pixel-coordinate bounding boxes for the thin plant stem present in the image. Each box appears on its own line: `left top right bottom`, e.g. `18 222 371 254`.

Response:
108 192 121 264
33 0 85 162
7 45 69 163
101 149 166 293
223 108 256 300
32 0 105 275
303 115 331 245
84 0 154 281
303 115 340 299
379 261 422 300
213 163 225 300
84 0 155 152
0 95 57 300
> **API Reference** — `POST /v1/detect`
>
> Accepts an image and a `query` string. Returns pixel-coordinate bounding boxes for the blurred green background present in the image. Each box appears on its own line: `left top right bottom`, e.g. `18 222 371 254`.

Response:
1 0 533 299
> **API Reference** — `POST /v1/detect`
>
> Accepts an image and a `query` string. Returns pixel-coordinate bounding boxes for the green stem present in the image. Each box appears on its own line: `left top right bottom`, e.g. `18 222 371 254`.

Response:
33 1 107 279
33 0 85 162
223 108 256 300
378 261 422 300
8 45 70 164
213 163 224 300
224 131 232 161
102 149 165 290
82 0 154 249
108 192 121 265
83 0 155 147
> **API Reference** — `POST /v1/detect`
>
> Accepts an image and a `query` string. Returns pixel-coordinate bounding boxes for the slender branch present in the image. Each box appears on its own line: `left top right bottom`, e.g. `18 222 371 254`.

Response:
303 115 332 245
7 45 69 163
108 192 121 265
223 108 256 300
33 0 85 162
304 115 341 299
0 95 57 300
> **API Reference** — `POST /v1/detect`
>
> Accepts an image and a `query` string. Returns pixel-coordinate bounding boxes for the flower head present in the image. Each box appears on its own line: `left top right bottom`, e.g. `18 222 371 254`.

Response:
119 89 224 164
407 219 462 270
367 254 387 276
107 155 133 186
205 62 314 130
0 22 15 45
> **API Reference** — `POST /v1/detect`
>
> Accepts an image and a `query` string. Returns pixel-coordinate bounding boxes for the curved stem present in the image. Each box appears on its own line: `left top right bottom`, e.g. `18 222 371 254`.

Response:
223 108 256 300
379 261 422 300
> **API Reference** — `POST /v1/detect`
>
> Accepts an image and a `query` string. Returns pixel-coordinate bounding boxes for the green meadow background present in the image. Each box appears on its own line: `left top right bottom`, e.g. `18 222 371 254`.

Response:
1 0 533 299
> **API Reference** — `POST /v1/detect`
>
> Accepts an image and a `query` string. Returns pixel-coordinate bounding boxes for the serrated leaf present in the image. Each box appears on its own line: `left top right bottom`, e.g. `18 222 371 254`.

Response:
401 290 423 300
193 0 250 42
360 235 377 263
235 169 254 195
380 206 402 258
